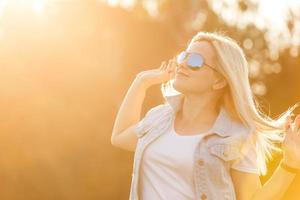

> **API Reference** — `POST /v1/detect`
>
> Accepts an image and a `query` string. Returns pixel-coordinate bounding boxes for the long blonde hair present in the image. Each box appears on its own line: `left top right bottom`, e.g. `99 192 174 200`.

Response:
161 31 298 175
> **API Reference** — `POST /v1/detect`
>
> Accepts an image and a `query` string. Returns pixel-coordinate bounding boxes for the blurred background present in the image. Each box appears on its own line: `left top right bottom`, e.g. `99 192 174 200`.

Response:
0 0 299 199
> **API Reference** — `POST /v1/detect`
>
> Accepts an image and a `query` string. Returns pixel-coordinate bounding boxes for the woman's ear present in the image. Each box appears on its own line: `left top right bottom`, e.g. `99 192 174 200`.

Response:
212 78 227 90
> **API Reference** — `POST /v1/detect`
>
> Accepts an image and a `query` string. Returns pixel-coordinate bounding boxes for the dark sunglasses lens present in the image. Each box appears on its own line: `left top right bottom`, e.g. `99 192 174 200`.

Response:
187 53 204 70
177 51 186 64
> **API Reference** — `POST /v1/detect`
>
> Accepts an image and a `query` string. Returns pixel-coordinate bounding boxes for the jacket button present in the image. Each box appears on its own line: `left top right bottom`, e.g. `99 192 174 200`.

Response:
223 151 229 157
201 193 207 200
197 159 204 166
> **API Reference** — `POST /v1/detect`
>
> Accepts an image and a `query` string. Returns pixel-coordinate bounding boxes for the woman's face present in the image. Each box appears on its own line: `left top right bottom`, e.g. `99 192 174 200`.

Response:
173 40 222 95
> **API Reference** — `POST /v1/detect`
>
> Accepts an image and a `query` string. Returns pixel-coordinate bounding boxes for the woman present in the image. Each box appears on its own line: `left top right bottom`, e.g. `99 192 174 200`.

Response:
111 32 300 200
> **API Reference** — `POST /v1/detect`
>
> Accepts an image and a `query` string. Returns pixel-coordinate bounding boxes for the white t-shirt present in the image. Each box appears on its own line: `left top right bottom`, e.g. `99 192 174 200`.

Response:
138 113 260 200
139 117 205 200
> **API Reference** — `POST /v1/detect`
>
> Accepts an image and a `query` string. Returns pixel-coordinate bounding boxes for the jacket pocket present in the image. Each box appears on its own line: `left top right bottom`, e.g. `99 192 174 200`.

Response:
208 143 241 161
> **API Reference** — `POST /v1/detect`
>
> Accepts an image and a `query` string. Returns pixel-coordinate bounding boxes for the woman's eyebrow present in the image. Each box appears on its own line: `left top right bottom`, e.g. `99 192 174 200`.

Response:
187 50 203 56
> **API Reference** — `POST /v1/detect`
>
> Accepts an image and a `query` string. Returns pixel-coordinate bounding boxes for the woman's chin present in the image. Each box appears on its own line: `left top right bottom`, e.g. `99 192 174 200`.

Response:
173 79 188 93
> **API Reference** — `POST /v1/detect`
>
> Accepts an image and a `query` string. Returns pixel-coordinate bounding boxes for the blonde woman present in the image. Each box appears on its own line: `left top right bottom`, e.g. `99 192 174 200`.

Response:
111 32 300 200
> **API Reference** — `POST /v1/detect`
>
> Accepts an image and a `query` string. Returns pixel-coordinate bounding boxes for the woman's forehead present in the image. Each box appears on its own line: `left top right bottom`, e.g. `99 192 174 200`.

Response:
186 41 215 61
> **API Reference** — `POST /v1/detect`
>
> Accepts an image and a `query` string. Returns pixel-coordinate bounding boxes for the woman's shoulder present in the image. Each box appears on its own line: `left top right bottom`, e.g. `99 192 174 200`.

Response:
135 103 172 138
230 120 253 138
143 103 172 119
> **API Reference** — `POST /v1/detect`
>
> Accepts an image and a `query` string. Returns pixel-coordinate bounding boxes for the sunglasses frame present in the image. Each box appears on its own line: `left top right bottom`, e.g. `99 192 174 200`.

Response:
176 51 217 72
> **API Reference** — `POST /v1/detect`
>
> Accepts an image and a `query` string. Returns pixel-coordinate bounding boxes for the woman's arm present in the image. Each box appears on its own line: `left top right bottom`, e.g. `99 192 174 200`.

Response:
232 114 300 200
111 59 176 151
231 162 296 200
110 76 148 151
253 162 296 200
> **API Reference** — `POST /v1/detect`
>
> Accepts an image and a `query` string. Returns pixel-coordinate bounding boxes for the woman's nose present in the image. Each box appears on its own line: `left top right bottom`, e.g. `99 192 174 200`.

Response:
175 63 188 74
177 60 189 71
175 54 189 72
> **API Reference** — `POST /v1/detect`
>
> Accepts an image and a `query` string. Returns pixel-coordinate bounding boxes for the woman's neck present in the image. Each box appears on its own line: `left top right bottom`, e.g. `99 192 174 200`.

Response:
179 94 220 125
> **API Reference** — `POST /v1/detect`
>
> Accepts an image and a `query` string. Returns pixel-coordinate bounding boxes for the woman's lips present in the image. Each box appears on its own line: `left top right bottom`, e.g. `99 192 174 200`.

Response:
175 71 189 77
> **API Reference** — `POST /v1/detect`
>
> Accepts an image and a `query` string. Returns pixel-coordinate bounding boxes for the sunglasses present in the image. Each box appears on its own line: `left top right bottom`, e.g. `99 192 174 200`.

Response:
176 51 217 71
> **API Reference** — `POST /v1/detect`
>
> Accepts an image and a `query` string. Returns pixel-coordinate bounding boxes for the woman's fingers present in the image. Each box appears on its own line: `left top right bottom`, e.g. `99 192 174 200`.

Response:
159 61 167 71
172 58 177 78
166 59 172 72
169 58 174 69
284 115 292 132
285 114 300 138
294 114 300 135
284 115 293 146
159 57 177 81
159 61 165 69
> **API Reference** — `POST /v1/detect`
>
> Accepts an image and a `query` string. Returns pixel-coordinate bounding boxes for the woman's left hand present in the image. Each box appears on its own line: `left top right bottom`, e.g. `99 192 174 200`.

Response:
282 114 300 169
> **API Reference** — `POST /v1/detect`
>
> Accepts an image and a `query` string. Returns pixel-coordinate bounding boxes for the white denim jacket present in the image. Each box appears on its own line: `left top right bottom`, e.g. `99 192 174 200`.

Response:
129 93 259 200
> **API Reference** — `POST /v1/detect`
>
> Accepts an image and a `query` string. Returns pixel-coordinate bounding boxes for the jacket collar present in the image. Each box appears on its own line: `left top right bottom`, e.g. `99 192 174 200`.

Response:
164 93 233 137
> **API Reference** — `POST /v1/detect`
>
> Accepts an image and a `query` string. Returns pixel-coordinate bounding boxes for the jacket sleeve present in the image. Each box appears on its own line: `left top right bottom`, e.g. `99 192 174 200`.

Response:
134 104 167 138
231 133 260 175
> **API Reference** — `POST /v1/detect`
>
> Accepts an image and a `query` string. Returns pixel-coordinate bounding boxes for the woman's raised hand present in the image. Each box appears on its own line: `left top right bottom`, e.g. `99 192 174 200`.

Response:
136 57 177 90
282 114 300 169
